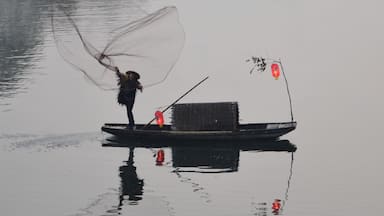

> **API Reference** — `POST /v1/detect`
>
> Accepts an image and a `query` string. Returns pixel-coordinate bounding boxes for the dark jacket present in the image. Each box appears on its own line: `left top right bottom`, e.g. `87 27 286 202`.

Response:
117 73 142 105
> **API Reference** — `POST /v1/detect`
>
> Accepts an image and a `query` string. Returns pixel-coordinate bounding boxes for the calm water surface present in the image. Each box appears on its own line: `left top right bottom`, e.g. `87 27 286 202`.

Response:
1 0 383 216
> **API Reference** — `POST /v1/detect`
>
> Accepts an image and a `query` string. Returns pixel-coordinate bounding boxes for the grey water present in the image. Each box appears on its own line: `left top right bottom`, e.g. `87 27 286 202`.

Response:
1 0 384 215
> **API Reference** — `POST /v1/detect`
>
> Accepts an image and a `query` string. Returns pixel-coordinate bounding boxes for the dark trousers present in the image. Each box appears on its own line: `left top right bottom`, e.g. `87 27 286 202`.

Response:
126 101 135 128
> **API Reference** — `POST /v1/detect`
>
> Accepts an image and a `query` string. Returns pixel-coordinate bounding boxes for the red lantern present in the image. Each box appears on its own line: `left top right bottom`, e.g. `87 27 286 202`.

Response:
155 111 164 128
271 63 280 80
156 149 165 165
272 199 281 211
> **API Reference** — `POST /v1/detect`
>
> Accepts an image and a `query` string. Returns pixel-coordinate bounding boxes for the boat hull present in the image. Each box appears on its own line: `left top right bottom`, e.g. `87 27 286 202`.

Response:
101 121 297 142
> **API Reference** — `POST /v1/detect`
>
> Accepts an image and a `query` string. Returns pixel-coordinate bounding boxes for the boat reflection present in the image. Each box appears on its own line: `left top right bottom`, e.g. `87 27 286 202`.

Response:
103 138 297 215
104 138 296 174
103 137 297 152
253 151 295 216
171 145 240 173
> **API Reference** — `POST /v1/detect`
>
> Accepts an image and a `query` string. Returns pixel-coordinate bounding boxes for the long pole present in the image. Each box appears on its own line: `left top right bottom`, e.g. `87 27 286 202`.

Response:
142 76 209 129
276 60 294 122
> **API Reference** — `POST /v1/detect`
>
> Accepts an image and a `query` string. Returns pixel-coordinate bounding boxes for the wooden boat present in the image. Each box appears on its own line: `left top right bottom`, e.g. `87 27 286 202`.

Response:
101 121 297 142
102 66 298 144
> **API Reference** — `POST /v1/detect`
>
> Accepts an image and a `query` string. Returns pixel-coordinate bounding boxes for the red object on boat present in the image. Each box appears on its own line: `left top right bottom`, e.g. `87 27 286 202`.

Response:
271 63 280 80
155 111 164 127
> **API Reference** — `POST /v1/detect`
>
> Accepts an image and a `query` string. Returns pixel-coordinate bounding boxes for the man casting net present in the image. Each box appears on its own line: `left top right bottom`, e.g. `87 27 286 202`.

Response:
51 5 185 90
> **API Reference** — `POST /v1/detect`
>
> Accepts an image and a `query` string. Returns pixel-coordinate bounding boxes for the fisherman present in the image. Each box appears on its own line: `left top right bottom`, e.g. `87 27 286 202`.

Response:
97 54 143 129
115 68 143 129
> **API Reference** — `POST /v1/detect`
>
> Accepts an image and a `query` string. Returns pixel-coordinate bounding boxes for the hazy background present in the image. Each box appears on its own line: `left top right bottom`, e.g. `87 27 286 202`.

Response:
1 0 383 215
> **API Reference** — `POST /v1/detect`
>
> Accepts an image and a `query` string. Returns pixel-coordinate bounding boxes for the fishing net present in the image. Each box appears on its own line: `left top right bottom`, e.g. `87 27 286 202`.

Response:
51 6 185 90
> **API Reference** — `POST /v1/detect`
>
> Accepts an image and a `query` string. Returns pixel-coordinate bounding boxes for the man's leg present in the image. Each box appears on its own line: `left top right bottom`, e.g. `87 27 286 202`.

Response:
126 102 135 128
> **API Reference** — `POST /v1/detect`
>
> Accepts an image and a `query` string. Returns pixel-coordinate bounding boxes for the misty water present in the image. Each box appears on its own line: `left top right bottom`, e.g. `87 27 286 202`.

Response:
1 0 383 216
